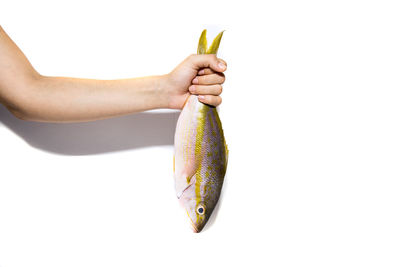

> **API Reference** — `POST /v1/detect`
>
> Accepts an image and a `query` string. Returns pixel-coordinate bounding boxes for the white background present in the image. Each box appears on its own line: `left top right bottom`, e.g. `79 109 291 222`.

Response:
1 0 400 266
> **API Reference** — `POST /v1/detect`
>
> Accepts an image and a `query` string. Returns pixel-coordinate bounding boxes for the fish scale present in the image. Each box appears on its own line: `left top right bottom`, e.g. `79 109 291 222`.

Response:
197 107 225 203
174 30 228 233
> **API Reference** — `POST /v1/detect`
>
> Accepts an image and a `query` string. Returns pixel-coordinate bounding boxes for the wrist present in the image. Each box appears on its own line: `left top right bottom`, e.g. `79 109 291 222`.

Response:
135 74 170 110
157 73 174 109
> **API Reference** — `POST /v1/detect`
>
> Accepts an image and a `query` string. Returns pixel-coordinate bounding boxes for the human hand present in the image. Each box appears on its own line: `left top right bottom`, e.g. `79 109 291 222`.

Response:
165 54 227 109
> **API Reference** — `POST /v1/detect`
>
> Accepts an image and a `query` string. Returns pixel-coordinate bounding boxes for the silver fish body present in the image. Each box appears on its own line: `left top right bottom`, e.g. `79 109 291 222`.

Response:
174 94 228 232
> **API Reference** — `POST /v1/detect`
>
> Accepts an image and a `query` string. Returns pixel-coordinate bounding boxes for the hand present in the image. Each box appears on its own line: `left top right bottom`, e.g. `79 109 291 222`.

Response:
0 26 228 122
165 54 227 109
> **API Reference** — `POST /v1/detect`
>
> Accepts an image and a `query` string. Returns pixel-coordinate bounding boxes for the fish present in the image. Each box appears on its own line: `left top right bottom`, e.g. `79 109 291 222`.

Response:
174 30 228 233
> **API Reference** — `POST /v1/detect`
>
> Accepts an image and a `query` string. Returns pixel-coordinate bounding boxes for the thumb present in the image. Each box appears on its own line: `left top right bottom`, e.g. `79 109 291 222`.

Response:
187 54 227 72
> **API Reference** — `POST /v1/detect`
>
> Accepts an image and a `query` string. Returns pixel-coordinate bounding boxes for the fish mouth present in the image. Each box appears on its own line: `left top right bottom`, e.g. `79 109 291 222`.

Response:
185 209 200 233
189 219 200 233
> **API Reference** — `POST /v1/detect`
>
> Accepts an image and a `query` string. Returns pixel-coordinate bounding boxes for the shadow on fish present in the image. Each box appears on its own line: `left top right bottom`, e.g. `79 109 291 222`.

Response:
174 30 228 233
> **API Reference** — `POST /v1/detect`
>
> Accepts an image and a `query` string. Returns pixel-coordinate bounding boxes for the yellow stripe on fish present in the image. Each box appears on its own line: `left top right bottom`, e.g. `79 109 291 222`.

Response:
174 30 228 232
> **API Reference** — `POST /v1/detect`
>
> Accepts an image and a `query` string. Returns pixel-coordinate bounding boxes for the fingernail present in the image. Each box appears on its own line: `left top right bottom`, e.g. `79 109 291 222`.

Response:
192 78 198 84
198 95 205 100
198 69 205 75
189 85 196 92
218 62 226 70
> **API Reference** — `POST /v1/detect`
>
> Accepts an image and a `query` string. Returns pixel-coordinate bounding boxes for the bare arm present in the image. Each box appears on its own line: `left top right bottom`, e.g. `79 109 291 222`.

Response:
0 26 226 122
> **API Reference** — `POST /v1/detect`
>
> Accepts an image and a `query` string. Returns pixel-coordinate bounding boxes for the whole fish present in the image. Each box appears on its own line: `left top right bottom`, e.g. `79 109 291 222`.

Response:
174 30 228 233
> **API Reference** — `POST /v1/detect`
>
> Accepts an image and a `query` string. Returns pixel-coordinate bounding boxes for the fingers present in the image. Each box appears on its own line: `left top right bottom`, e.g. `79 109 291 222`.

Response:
198 62 226 75
189 84 223 107
186 55 227 107
198 68 214 75
187 54 227 73
198 95 222 107
189 84 223 95
192 73 225 85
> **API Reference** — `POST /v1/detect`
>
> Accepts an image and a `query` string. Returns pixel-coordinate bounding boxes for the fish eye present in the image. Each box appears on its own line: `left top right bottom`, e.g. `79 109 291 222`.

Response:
196 205 205 215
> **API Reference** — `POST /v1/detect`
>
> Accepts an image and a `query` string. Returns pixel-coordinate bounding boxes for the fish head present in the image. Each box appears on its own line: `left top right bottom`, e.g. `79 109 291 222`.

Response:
179 185 218 233
180 197 210 233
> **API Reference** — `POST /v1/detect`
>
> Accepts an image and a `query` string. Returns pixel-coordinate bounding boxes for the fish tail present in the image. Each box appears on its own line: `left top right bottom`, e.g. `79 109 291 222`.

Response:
206 30 224 55
197 29 208 55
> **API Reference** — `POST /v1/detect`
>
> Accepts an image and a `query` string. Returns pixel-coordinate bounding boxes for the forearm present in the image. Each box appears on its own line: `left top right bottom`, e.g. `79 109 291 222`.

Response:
9 74 169 122
0 26 170 122
0 26 226 122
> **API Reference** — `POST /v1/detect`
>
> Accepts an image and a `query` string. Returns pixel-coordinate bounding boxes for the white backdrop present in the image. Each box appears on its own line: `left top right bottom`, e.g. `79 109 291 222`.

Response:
1 0 400 266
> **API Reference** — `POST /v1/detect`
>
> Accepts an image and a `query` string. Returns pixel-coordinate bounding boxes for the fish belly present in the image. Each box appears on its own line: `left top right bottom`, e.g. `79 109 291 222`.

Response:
174 95 227 199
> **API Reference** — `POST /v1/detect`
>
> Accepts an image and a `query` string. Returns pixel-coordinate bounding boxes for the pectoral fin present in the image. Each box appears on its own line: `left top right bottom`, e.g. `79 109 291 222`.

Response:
176 174 196 199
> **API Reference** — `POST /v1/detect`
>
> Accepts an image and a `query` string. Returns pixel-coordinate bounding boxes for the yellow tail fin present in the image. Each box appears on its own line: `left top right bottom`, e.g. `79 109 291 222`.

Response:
196 29 224 55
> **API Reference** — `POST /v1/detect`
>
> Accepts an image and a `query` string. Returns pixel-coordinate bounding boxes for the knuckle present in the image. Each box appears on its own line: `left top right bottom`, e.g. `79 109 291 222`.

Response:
215 74 223 83
212 76 218 84
210 96 221 106
208 74 216 83
199 76 206 84
201 85 208 93
210 75 217 84
207 54 217 62
207 96 215 105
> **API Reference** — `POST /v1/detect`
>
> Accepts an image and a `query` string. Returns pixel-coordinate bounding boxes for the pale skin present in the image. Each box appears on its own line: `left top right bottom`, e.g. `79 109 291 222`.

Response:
0 26 226 122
